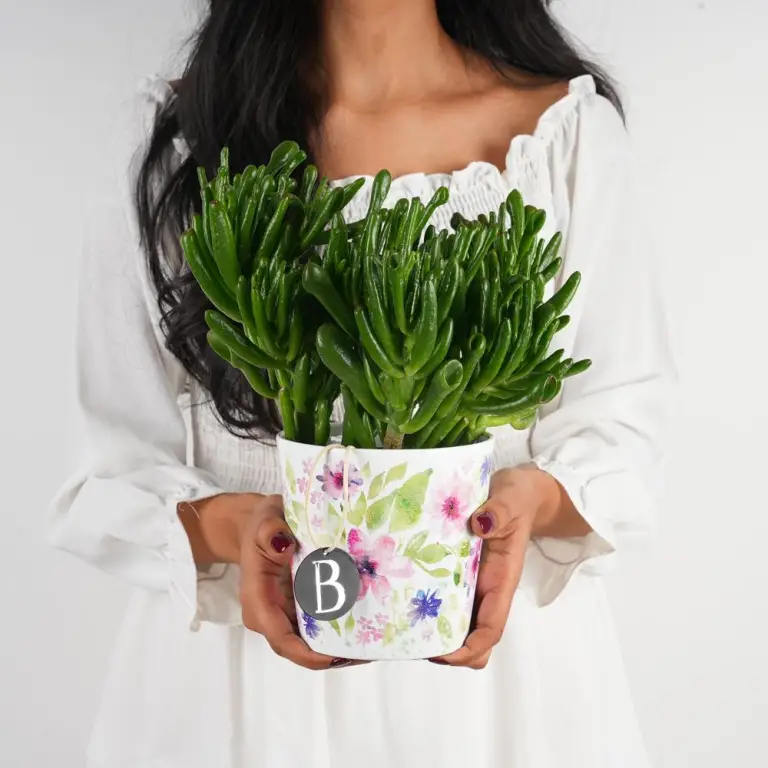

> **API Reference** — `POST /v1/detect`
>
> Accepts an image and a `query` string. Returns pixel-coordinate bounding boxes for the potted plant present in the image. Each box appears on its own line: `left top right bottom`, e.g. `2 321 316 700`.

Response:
181 143 590 660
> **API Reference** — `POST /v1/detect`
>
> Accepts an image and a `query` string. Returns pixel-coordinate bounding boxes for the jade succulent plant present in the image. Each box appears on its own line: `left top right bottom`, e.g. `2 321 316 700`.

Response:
180 142 591 450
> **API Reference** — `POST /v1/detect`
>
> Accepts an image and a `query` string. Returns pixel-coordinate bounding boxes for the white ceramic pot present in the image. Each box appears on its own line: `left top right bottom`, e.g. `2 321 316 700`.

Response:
276 432 495 661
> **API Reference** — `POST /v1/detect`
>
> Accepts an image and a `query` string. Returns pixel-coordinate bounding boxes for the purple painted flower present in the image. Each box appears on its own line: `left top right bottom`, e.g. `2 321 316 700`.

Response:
317 461 364 501
302 612 321 640
480 456 493 486
408 589 442 626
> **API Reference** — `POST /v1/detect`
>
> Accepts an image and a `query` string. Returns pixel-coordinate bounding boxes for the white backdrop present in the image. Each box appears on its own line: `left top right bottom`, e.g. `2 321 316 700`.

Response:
1 0 766 766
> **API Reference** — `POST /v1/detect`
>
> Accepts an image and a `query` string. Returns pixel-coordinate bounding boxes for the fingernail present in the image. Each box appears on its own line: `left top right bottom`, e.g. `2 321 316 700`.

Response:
330 658 353 669
476 511 494 535
271 533 293 554
428 658 449 665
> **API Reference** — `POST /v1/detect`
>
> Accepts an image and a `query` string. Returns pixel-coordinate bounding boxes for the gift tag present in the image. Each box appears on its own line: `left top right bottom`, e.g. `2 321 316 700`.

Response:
294 548 360 621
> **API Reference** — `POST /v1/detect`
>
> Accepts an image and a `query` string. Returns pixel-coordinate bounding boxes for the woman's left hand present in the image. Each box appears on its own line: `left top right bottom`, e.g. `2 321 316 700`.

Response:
431 465 568 670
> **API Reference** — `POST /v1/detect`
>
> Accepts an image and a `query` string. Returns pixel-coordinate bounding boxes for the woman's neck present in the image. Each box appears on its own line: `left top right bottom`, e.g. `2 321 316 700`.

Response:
320 0 471 110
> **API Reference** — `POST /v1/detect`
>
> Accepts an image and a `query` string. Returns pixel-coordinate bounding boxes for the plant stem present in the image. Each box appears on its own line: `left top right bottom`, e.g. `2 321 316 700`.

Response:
296 410 314 444
383 425 405 449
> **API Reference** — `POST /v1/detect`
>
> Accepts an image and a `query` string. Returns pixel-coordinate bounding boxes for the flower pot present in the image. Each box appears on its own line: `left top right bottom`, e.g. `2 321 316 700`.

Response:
276 431 495 661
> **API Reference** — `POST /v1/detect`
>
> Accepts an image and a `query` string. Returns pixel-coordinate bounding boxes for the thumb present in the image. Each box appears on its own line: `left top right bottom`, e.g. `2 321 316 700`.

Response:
469 497 516 540
249 494 297 566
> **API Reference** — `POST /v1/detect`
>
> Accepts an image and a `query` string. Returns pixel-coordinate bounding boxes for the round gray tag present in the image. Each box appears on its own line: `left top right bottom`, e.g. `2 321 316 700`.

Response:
294 548 360 622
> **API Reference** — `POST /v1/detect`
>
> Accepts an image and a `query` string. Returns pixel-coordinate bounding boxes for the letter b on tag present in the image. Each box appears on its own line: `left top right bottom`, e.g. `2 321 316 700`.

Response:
294 548 360 621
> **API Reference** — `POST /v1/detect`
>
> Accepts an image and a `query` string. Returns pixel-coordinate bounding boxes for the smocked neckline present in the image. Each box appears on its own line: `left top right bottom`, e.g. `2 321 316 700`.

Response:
139 72 596 200
327 74 596 196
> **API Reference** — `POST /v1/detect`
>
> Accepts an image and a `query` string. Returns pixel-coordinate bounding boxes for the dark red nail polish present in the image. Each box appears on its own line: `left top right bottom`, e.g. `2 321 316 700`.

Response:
271 533 292 554
428 658 449 665
476 511 494 535
330 658 353 669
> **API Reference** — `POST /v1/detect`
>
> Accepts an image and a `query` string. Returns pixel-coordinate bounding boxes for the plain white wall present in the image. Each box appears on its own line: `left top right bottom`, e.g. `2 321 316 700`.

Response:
1 0 766 766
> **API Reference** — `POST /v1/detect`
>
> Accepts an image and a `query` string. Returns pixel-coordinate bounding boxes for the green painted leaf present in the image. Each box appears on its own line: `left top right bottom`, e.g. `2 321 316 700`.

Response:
344 613 356 633
459 540 471 558
385 462 408 485
330 619 341 636
366 492 395 530
404 531 429 558
389 470 432 533
383 623 397 646
458 614 470 637
417 543 451 564
438 615 453 640
285 462 297 494
369 472 386 499
448 594 461 612
422 567 451 578
284 503 300 535
326 504 343 539
348 493 366 526
453 562 463 586
360 463 371 479
315 532 334 549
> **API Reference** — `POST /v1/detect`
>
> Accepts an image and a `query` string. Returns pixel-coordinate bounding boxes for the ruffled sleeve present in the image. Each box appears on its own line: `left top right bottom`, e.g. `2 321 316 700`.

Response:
518 84 676 606
46 77 228 630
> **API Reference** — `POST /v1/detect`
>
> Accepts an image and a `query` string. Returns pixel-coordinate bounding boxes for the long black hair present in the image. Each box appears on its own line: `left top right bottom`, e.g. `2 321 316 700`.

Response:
135 0 622 440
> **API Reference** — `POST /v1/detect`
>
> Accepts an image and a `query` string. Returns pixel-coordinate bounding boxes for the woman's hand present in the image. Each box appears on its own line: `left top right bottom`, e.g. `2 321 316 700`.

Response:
432 465 590 670
179 492 357 671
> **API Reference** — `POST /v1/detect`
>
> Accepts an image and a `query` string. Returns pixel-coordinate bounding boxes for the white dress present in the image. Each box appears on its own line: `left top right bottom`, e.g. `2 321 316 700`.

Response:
48 74 674 768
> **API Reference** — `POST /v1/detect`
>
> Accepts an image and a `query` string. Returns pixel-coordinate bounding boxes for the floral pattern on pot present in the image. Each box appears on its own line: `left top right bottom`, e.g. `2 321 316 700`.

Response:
277 434 495 661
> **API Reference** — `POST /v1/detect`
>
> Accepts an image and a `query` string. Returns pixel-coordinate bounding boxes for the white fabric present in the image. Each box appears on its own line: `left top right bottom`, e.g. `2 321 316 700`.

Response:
48 74 674 768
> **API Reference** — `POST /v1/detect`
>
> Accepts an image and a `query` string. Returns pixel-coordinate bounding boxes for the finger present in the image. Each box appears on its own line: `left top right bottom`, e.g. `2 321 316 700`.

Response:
238 498 358 671
248 497 297 570
436 530 528 667
248 594 364 671
469 496 528 541
241 568 335 670
266 623 336 670
469 650 493 671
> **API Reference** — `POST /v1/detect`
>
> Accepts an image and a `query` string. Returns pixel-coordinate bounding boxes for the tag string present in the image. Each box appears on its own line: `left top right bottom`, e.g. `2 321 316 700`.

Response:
301 443 357 555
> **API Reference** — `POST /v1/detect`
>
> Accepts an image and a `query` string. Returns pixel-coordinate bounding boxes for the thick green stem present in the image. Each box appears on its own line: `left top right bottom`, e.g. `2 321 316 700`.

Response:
383 425 405 449
296 410 315 444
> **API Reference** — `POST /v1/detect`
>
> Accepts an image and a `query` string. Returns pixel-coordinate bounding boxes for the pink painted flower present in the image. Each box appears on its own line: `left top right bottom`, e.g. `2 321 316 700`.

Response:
347 528 414 603
302 459 314 475
356 616 384 645
429 479 473 537
466 539 482 587
317 461 364 501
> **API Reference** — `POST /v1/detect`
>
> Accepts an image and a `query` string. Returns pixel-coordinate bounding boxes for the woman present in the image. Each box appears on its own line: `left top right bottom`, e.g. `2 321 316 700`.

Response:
49 1 673 766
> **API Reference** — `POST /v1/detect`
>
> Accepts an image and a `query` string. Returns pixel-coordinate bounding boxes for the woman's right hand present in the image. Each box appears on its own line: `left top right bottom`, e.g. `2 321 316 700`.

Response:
179 492 355 670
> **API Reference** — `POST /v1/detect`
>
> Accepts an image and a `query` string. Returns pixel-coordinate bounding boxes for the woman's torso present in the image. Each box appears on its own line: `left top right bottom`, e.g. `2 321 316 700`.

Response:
86 75 652 768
